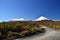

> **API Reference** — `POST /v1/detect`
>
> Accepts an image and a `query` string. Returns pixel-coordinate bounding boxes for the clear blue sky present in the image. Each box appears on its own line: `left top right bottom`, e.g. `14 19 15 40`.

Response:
0 0 60 22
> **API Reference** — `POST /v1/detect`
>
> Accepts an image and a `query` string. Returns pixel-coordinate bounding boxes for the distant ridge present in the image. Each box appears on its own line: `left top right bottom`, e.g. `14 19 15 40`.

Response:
7 16 60 22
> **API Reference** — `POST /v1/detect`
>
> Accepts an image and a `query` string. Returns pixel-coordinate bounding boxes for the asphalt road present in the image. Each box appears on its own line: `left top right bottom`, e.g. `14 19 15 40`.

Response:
14 27 60 40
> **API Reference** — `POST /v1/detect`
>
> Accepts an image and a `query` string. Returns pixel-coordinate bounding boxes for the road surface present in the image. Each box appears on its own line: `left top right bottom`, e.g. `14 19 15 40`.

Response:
14 26 60 40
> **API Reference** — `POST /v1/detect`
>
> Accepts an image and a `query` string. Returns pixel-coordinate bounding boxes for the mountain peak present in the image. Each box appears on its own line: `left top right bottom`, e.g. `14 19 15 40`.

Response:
34 16 49 21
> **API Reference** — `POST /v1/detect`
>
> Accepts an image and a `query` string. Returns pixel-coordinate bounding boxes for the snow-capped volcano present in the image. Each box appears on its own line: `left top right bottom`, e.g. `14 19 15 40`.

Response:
11 18 25 21
34 16 49 21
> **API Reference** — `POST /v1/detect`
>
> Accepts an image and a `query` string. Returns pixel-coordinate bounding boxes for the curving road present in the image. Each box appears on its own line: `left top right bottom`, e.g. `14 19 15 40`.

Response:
14 26 60 40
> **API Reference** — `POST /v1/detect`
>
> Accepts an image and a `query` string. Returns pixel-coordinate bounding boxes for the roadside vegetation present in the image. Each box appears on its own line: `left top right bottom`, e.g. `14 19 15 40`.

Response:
0 22 45 40
49 24 60 30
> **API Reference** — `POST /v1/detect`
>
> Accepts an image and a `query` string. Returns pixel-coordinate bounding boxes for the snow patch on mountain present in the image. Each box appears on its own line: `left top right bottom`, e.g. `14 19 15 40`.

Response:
11 18 25 21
